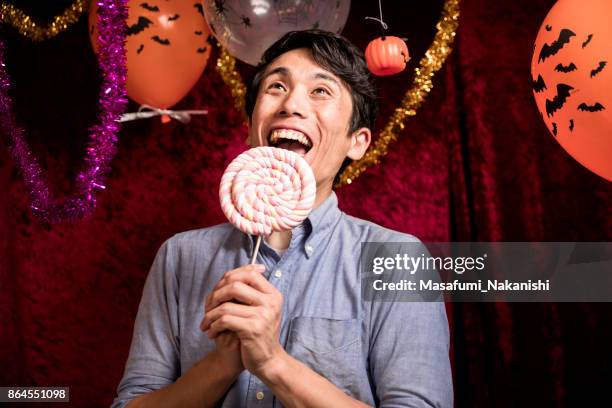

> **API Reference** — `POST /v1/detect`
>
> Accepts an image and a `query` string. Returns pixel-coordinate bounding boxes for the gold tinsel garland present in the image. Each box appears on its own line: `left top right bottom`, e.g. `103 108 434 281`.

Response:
0 0 87 41
215 0 461 186
215 45 247 121
339 0 460 186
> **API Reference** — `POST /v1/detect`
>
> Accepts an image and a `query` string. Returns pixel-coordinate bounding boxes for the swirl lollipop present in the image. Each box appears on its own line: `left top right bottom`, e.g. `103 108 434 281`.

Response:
219 146 316 263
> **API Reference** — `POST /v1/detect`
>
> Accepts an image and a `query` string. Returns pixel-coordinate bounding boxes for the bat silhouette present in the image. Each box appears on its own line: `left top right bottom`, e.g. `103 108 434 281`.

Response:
151 35 170 45
137 44 144 54
590 61 607 77
582 34 593 48
569 119 574 131
194 30 203 35
140 2 159 12
127 16 153 36
197 47 208 53
194 3 204 16
546 83 573 117
554 62 577 73
577 102 605 112
545 25 552 31
538 29 575 63
552 122 557 136
168 14 180 21
532 74 547 93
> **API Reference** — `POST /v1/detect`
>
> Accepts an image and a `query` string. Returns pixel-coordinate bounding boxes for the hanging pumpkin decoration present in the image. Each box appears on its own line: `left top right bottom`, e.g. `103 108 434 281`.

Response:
365 35 410 76
363 1 409 76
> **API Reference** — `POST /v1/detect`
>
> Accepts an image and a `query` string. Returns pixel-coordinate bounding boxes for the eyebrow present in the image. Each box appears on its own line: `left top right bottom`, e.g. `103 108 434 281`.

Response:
262 66 341 89
263 66 289 80
313 72 341 89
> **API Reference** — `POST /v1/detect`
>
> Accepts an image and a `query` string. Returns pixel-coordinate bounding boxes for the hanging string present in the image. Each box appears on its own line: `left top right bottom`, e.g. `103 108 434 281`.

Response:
365 0 388 33
118 104 208 124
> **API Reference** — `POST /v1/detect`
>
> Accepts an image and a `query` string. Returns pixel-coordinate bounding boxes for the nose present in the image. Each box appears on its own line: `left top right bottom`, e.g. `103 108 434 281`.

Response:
278 87 308 118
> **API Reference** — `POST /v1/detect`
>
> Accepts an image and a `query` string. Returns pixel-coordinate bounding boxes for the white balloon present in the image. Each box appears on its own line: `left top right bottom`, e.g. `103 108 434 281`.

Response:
204 0 351 66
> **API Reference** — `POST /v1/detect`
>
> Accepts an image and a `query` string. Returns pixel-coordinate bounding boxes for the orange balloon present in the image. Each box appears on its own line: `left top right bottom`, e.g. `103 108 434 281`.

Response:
90 0 212 109
531 0 612 181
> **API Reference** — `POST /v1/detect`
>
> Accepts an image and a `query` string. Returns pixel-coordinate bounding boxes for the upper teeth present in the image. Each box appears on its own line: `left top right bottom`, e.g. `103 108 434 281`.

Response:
269 129 312 148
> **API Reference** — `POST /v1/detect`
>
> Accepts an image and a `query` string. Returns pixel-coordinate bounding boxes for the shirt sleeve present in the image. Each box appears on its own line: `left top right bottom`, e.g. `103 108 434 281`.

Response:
366 241 453 408
111 239 181 408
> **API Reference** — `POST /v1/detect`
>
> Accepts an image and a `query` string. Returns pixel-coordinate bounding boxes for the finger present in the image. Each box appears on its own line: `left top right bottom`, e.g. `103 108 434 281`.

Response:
201 302 256 331
217 330 238 341
209 264 262 296
208 315 252 339
223 263 265 279
205 264 266 310
217 264 267 290
207 281 263 311
218 267 275 295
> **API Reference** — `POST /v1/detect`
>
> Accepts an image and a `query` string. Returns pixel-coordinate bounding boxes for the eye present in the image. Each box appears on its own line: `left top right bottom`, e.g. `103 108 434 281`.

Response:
267 82 286 91
312 87 331 96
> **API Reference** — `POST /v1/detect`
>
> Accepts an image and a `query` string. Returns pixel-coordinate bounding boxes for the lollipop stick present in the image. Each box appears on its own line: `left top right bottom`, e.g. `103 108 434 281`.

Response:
250 235 262 264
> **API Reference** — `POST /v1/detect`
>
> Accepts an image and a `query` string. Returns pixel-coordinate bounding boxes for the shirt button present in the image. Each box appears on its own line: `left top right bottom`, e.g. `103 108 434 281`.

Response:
305 244 313 255
256 391 265 400
274 269 282 278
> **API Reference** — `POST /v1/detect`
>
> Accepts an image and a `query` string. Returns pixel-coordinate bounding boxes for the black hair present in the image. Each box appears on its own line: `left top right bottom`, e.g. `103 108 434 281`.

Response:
244 29 378 183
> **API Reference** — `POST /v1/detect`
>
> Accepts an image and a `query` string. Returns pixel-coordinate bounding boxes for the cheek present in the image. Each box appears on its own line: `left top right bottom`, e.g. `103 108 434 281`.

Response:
253 94 278 118
321 106 351 138
251 98 270 126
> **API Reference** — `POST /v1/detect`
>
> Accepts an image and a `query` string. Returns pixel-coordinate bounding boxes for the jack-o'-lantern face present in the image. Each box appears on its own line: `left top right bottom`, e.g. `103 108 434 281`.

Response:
89 0 212 109
531 0 611 180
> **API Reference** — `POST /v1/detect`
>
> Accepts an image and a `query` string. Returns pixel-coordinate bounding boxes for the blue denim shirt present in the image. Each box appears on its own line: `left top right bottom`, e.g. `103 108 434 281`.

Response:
111 192 453 408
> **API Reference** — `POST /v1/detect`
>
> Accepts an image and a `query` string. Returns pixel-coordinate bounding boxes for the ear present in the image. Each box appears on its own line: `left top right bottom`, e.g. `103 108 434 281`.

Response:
346 127 372 160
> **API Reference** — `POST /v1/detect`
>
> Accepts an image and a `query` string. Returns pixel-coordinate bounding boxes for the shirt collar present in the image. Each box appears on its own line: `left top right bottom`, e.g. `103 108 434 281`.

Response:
245 191 342 259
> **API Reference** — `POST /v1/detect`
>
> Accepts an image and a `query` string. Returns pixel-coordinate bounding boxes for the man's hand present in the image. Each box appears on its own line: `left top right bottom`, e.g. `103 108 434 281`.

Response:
201 263 284 378
199 266 262 377
212 331 243 375
200 264 372 408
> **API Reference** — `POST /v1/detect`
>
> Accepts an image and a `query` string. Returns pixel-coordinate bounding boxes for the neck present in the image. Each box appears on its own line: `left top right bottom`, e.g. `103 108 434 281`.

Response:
313 182 332 209
265 185 333 250
266 229 291 250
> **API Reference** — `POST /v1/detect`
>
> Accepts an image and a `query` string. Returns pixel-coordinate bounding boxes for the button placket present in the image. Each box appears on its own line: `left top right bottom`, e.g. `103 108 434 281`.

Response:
247 376 273 407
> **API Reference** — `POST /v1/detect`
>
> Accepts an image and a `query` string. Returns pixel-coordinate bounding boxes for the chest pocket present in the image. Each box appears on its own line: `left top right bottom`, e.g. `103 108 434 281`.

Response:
285 317 362 395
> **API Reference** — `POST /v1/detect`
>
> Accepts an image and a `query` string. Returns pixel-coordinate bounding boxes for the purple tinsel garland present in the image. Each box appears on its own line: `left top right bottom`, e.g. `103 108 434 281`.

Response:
0 0 128 223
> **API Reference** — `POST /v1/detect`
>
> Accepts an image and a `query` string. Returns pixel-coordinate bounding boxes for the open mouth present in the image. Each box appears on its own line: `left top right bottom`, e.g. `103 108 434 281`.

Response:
268 129 313 157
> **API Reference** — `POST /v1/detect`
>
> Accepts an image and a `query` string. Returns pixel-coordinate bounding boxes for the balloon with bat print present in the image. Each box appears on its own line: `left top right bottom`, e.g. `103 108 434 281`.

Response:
90 0 212 109
531 0 612 181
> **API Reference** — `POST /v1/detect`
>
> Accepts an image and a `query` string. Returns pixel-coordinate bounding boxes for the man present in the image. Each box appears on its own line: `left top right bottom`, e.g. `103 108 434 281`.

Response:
112 30 452 408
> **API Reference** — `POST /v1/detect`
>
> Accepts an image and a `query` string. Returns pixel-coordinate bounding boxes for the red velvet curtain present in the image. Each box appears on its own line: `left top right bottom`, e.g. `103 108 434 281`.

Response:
1 1 611 406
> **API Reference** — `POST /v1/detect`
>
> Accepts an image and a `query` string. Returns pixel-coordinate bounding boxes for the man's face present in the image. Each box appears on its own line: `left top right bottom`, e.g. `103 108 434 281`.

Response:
248 48 370 195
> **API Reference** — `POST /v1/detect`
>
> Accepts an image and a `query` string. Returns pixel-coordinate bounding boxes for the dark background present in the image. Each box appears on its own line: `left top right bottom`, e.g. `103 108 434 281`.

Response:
1 0 611 406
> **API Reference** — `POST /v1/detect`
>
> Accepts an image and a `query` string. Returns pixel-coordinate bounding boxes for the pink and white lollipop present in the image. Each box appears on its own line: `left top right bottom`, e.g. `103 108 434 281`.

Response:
219 146 316 261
